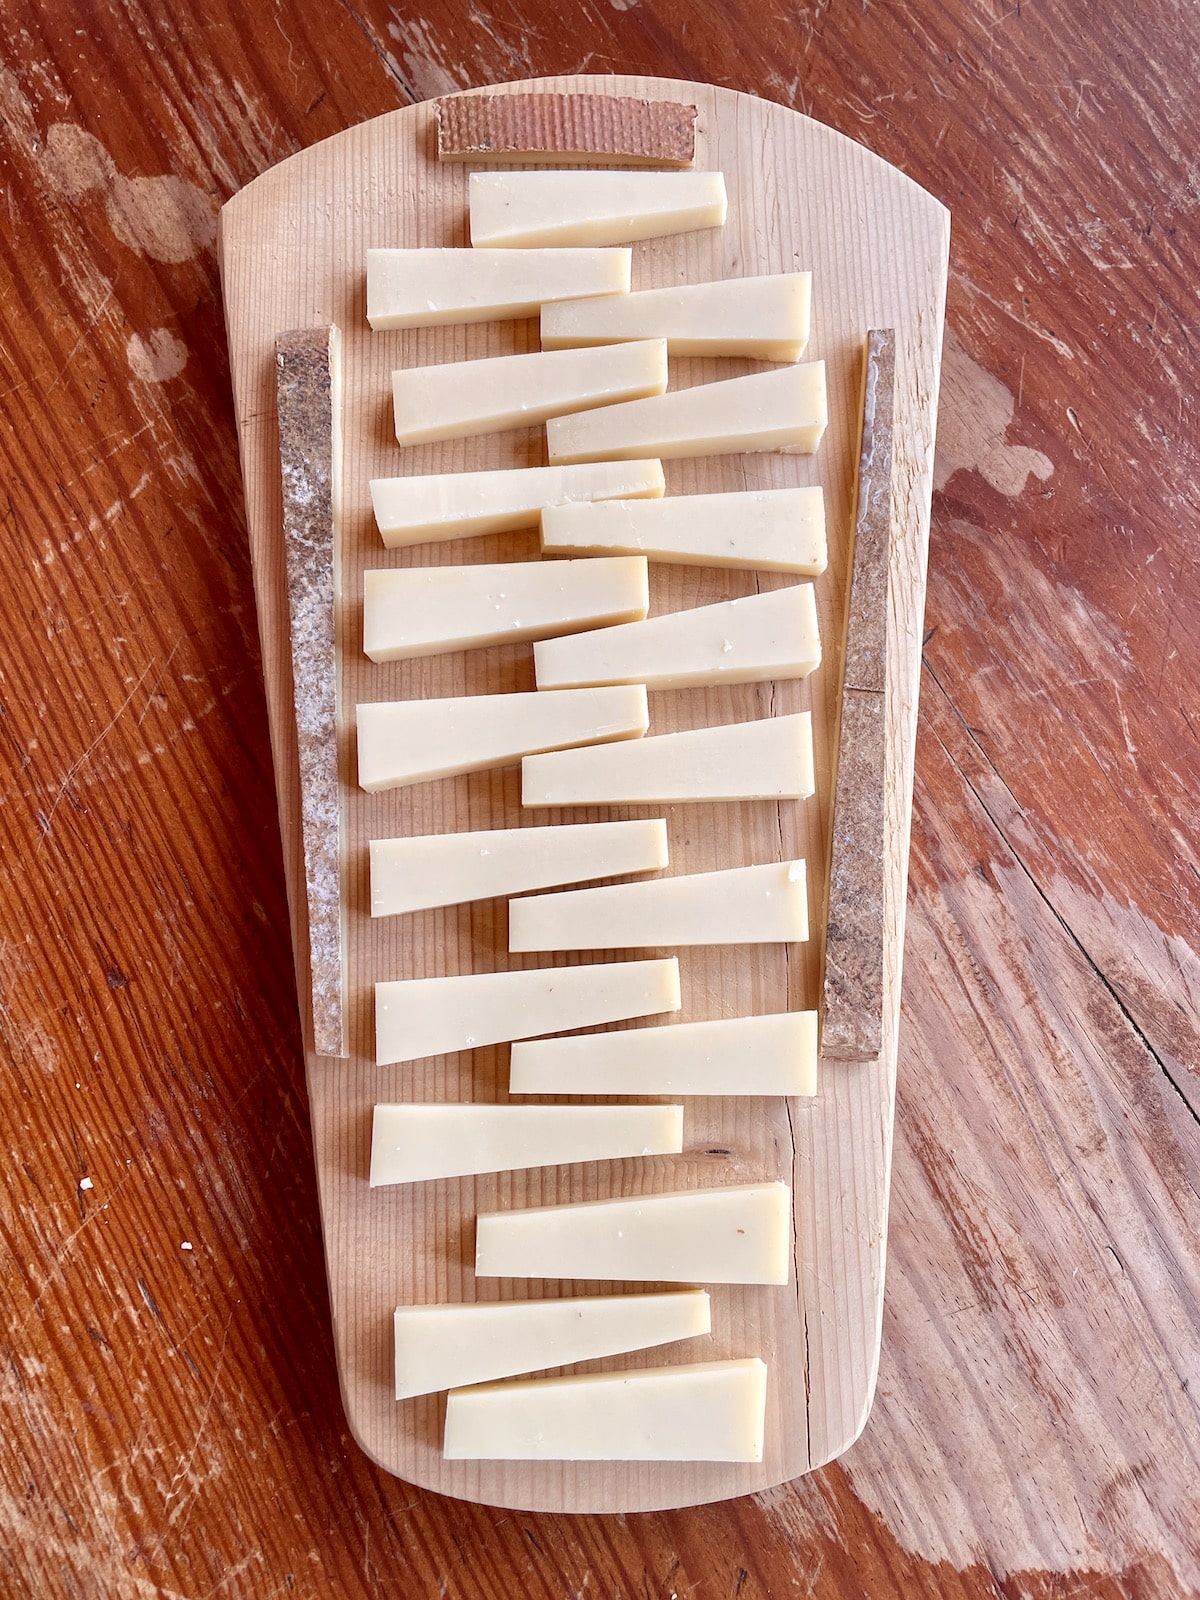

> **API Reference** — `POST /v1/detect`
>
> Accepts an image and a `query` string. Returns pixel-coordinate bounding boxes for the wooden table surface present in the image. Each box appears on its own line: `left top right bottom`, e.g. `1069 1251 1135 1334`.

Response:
0 1 1196 1595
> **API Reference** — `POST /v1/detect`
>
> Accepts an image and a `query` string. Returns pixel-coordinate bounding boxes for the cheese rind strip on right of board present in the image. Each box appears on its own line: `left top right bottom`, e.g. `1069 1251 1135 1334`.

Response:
546 361 827 463
469 170 727 248
393 1290 712 1400
443 1358 768 1462
540 486 826 575
370 818 669 916
541 273 811 360
510 1011 819 1097
366 246 632 329
376 957 681 1065
475 1181 792 1284
509 860 809 952
533 586 820 691
357 685 648 792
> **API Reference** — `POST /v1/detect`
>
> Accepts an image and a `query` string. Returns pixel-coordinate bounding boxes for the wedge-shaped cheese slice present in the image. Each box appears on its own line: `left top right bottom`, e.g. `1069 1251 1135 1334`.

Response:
376 957 681 1065
510 1011 818 1096
533 586 820 691
371 460 665 549
393 1290 712 1400
363 557 650 662
542 272 810 361
370 1103 684 1185
510 860 809 952
469 170 727 249
366 247 631 330
392 340 667 448
357 685 648 793
523 713 813 807
546 361 827 463
443 1358 768 1462
540 486 826 575
475 1181 792 1284
370 818 669 917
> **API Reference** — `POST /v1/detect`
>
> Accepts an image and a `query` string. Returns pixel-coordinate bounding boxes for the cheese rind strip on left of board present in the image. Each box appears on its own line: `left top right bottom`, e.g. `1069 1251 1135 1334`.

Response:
540 485 826 575
376 957 681 1065
443 1358 768 1462
509 860 809 952
366 247 631 329
541 272 810 360
392 340 667 448
356 685 648 792
393 1291 712 1400
369 1103 684 1185
533 586 820 691
468 169 727 248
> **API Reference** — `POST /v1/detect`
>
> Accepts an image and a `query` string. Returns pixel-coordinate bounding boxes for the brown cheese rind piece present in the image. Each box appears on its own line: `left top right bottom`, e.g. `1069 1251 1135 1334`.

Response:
275 325 347 1059
821 328 896 1062
435 93 698 168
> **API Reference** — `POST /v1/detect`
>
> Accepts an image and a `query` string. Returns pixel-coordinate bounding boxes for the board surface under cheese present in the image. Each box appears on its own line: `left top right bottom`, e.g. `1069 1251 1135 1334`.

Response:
541 272 811 361
533 586 821 691
509 859 809 952
393 1290 712 1400
356 685 648 792
362 556 650 662
475 1181 792 1284
442 1359 768 1463
468 169 727 248
540 485 826 575
546 361 828 463
375 957 681 1066
365 246 631 329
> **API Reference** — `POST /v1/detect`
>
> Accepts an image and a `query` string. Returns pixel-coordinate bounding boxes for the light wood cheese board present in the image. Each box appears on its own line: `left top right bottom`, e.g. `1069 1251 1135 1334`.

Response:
218 74 949 1512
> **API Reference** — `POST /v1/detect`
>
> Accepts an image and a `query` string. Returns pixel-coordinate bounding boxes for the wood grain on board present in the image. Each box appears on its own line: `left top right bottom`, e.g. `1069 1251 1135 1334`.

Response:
0 0 1196 1592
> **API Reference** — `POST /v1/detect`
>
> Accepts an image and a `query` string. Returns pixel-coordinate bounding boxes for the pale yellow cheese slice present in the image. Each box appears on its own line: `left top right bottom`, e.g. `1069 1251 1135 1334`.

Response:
376 957 681 1066
370 460 665 549
468 169 727 249
392 340 667 447
393 1290 712 1400
509 860 809 952
522 713 814 807
533 586 820 691
443 1358 768 1462
370 818 669 917
540 485 826 575
356 685 648 793
365 246 631 329
541 272 810 360
546 361 827 463
510 1011 818 1097
474 1181 792 1284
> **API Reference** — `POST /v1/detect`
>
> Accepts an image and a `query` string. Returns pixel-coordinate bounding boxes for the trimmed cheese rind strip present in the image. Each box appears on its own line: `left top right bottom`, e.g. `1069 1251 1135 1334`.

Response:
522 713 814 807
370 1103 684 1185
469 170 727 249
475 1180 792 1284
392 340 667 448
375 957 681 1065
393 1290 712 1400
510 1011 819 1097
509 860 809 952
533 586 821 691
362 556 650 662
546 361 827 463
366 247 632 330
540 486 827 575
370 460 665 549
541 273 811 361
356 685 648 793
434 92 698 169
442 1358 768 1462
370 819 669 916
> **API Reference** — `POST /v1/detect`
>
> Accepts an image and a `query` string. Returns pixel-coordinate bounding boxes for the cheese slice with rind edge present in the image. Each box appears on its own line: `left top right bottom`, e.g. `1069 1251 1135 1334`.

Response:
469 169 727 248
366 246 631 329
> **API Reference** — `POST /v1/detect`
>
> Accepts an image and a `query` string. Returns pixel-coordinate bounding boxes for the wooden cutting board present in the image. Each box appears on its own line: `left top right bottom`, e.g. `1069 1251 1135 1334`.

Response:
218 73 949 1513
